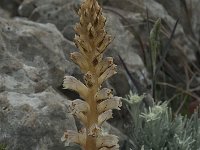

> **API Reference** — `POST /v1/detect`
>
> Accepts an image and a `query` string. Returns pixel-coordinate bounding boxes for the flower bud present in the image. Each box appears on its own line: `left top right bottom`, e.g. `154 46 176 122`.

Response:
96 57 113 76
84 71 96 88
97 35 112 53
95 31 106 47
87 23 96 38
70 52 89 72
74 23 84 36
98 64 117 85
96 16 106 31
74 35 92 53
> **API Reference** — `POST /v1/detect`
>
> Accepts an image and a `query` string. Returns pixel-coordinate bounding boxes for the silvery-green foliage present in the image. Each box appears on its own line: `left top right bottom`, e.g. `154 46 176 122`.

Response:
124 93 200 150
0 144 6 150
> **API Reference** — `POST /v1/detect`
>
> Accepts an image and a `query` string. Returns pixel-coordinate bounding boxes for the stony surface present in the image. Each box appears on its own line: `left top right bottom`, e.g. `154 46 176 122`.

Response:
18 0 80 41
0 88 78 150
0 8 10 18
0 17 79 150
107 0 198 62
0 0 20 17
190 0 200 41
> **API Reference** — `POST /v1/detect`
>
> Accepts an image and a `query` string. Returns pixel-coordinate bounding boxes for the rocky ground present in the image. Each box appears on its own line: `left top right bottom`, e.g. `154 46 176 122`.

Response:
0 0 200 150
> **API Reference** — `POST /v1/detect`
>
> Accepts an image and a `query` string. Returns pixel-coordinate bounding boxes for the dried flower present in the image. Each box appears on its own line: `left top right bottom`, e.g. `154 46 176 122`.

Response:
62 0 121 149
95 88 113 101
98 110 113 126
96 134 119 149
97 97 122 114
63 76 88 99
98 65 117 85
61 129 86 147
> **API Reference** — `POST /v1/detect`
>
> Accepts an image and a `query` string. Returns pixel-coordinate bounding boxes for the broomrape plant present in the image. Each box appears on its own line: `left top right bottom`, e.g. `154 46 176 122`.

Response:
61 0 122 149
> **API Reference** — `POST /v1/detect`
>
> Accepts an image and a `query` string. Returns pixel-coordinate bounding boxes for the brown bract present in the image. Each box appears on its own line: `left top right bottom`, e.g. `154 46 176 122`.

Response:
61 0 121 149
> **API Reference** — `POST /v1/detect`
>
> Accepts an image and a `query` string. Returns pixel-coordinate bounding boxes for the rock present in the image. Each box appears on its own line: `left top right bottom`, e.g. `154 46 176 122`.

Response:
106 0 144 13
0 17 80 149
109 0 198 64
105 12 144 68
0 17 77 91
142 0 197 61
143 0 176 27
107 0 178 29
0 87 78 150
190 0 200 41
18 0 75 17
154 0 181 20
103 12 144 96
0 8 10 18
0 0 19 16
154 0 200 40
18 0 80 41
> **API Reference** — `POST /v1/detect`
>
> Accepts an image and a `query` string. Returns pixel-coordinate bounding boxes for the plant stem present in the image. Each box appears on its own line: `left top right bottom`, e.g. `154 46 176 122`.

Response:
85 66 98 150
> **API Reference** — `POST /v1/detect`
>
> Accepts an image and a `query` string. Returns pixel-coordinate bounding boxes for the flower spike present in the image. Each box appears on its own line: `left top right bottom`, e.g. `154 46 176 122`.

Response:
62 0 121 149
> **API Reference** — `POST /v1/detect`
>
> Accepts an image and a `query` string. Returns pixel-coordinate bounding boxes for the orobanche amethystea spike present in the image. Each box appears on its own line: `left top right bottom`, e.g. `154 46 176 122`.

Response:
62 0 121 149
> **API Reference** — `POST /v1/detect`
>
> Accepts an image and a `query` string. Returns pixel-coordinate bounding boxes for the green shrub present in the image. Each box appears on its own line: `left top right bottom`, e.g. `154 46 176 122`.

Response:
124 93 200 150
0 144 6 150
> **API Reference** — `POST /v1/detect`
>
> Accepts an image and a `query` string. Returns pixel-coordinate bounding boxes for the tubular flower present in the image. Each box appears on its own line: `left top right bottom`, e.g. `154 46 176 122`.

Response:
62 0 121 149
96 134 119 149
63 76 88 99
95 88 113 101
97 97 122 114
69 99 90 114
98 65 117 85
61 129 86 147
98 110 113 126
70 52 89 73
